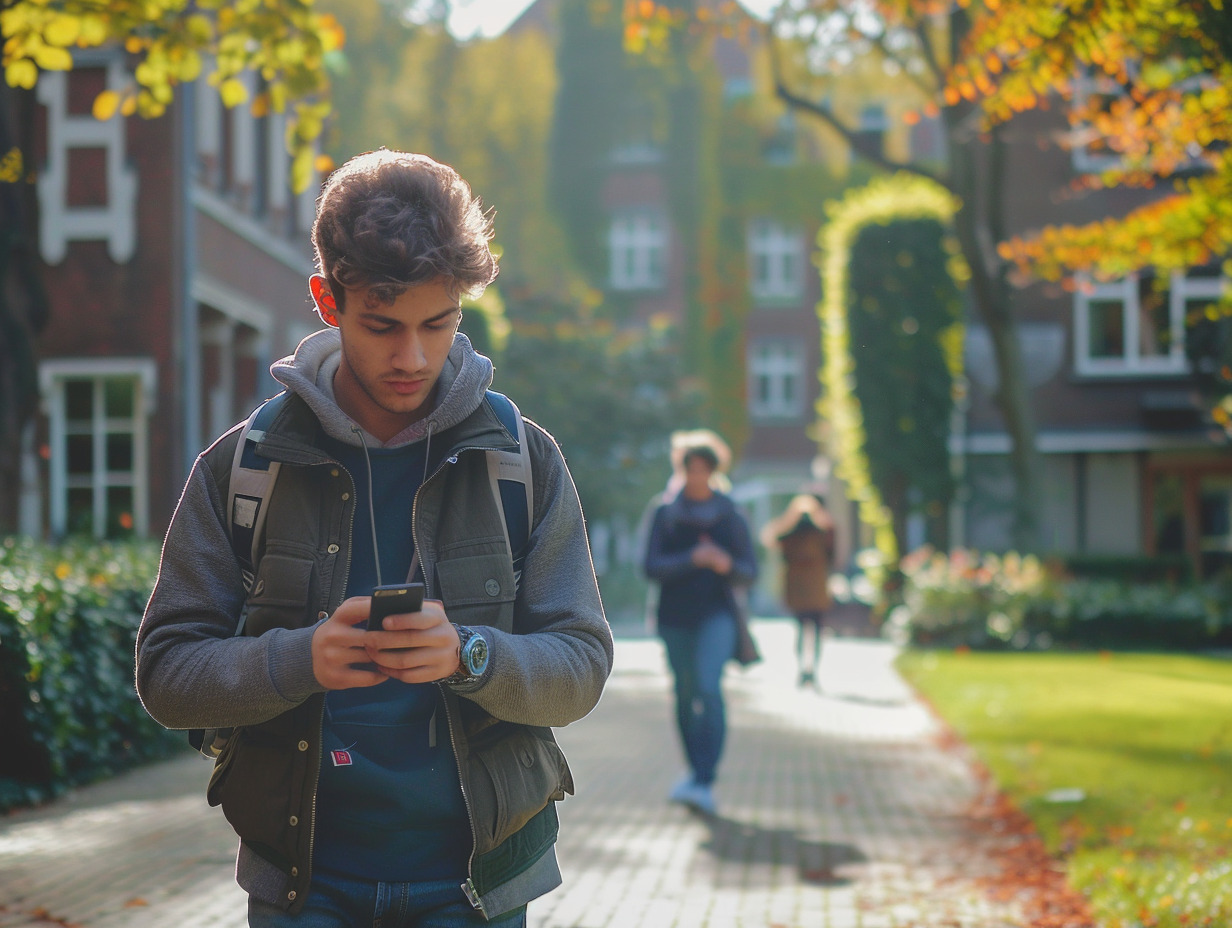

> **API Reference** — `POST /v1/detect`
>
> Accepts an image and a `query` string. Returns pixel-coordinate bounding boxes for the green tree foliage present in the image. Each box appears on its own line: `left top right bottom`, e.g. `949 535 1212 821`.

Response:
551 1 756 451
322 1 577 299
848 217 963 554
495 299 702 524
324 0 701 528
954 0 1232 431
550 1 628 281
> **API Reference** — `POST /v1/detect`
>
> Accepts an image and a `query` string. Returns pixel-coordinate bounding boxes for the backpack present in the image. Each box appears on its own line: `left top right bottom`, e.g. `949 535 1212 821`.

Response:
190 390 533 757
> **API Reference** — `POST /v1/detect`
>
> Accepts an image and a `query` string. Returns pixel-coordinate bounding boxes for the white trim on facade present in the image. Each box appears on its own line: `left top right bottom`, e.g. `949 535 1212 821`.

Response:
193 185 316 275
192 273 276 332
36 53 138 264
953 429 1221 455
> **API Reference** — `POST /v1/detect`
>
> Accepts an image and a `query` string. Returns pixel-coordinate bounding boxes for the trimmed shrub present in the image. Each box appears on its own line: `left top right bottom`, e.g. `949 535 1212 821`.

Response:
890 546 1232 651
0 537 180 811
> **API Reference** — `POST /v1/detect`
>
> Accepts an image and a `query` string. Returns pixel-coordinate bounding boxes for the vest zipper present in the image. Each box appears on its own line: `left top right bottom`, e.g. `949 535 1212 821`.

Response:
304 457 356 903
414 447 492 912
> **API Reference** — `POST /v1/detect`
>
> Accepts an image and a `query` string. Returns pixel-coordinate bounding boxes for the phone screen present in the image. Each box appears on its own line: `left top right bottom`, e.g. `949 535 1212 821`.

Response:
367 583 425 631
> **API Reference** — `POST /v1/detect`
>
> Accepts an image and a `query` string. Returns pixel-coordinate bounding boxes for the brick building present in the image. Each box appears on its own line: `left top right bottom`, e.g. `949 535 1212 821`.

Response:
10 49 320 541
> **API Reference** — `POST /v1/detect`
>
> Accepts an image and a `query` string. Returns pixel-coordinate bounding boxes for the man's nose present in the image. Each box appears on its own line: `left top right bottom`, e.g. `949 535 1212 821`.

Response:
392 334 426 370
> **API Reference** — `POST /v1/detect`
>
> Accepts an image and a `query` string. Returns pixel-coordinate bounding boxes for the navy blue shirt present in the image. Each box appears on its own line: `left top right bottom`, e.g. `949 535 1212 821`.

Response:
644 492 758 630
313 436 470 881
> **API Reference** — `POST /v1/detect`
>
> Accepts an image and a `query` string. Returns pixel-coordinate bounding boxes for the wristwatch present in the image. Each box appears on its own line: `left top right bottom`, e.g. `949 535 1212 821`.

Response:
445 624 489 684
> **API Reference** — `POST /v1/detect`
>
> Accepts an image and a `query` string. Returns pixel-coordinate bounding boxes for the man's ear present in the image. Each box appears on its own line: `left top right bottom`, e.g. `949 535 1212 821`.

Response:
309 274 339 328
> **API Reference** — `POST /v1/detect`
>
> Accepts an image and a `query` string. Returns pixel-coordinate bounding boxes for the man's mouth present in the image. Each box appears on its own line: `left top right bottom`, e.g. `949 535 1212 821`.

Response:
386 379 424 396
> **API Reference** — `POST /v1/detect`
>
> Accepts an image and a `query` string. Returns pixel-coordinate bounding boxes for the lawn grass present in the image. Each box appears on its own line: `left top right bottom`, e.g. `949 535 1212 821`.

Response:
897 649 1232 928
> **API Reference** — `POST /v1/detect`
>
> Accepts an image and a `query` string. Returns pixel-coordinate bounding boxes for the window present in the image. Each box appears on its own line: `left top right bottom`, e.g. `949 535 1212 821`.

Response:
40 359 155 538
748 220 805 301
1075 270 1222 376
851 103 887 163
749 339 806 420
609 212 668 291
36 52 137 263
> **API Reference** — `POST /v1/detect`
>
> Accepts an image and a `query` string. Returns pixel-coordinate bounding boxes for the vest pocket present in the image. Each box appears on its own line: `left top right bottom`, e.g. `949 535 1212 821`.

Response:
467 724 573 852
244 552 315 635
435 552 516 628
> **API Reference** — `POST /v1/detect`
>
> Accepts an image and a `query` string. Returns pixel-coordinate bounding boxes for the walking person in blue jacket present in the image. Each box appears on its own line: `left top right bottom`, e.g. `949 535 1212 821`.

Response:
643 430 757 816
137 149 613 927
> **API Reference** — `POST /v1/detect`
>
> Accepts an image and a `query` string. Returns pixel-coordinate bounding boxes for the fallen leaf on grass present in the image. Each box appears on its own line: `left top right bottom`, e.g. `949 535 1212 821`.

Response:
966 787 1099 927
124 897 149 907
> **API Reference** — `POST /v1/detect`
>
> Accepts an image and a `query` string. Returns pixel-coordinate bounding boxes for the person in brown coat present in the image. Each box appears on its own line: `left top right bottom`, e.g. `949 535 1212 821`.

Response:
761 494 835 688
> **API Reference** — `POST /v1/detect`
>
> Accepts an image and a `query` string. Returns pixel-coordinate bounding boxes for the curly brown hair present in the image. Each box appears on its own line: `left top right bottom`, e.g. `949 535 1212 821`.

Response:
311 149 498 309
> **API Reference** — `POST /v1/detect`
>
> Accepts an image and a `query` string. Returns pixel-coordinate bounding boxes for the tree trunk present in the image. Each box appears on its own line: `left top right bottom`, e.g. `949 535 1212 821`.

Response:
0 83 50 535
946 116 1043 551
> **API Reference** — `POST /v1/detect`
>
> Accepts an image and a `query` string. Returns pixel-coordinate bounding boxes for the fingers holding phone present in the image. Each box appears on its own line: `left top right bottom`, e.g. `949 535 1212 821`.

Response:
364 597 460 683
367 582 425 630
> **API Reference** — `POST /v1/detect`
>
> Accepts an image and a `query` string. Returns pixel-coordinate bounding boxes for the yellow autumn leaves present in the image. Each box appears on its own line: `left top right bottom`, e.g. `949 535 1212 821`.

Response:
1 1 344 192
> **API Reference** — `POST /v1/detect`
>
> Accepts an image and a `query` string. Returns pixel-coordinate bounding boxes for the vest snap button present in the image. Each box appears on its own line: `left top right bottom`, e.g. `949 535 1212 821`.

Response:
298 740 309 752
330 469 339 477
288 891 297 901
485 579 500 597
291 867 298 877
341 492 350 501
327 544 340 554
289 815 298 826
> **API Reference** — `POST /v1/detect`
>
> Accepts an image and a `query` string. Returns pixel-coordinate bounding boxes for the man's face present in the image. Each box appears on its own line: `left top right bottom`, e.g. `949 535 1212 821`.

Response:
311 275 462 442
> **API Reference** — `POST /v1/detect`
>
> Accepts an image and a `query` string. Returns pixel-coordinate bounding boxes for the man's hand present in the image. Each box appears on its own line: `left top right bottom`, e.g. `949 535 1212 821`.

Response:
311 597 390 690
363 599 462 684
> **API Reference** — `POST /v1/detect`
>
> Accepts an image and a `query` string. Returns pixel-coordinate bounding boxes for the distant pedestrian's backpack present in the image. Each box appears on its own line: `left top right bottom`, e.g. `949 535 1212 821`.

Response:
189 390 533 757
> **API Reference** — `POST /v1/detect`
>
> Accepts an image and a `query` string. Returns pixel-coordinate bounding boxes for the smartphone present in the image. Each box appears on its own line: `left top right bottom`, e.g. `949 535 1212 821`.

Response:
367 582 425 631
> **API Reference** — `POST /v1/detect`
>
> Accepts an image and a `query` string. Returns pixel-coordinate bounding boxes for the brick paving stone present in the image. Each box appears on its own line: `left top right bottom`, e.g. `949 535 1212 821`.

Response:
0 620 1027 928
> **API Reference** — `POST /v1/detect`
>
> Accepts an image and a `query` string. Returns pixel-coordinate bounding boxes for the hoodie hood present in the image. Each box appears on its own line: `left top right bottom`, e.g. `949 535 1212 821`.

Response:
270 328 495 448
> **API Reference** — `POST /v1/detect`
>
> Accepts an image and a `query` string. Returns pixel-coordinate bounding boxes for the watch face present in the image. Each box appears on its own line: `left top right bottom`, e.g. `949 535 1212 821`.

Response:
463 630 490 675
463 634 489 675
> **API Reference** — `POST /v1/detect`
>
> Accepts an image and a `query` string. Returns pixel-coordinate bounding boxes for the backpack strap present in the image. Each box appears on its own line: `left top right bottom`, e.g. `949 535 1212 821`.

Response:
484 390 534 591
226 392 288 595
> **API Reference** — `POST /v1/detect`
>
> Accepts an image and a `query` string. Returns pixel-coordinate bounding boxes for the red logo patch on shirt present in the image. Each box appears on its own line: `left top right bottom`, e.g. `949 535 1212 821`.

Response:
331 750 353 767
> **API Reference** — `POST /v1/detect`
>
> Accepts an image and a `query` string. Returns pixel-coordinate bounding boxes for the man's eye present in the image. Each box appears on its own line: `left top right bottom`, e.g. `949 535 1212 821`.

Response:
366 325 395 335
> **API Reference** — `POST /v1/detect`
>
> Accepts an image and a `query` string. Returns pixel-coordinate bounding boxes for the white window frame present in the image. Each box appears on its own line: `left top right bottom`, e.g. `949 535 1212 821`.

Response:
36 51 138 264
39 358 157 538
748 219 805 302
748 338 806 420
609 211 668 291
1074 270 1222 376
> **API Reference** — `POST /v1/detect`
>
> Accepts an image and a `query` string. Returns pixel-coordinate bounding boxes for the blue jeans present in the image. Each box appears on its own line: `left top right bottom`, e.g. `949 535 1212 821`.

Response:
659 612 736 785
247 869 527 928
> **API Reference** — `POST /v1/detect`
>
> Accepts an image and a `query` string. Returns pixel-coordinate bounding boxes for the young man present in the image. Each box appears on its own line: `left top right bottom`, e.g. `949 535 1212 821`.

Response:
137 150 613 927
642 430 757 816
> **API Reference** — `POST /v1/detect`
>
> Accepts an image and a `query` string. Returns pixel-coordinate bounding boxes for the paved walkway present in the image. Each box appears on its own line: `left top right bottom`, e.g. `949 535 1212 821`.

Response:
0 620 1025 928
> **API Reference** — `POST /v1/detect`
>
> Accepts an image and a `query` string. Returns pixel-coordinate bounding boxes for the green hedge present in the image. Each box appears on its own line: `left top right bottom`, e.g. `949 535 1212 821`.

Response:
888 546 1232 651
0 537 181 811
